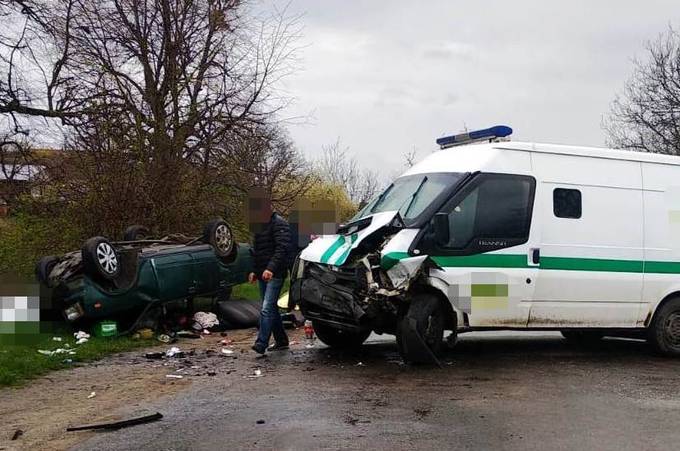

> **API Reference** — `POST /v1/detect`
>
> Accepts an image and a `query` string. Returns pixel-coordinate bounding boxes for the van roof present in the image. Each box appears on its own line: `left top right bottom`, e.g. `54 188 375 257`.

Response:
496 141 680 166
402 141 680 178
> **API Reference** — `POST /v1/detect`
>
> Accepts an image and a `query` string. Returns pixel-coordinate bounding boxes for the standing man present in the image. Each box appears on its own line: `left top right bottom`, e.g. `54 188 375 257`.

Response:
248 189 291 355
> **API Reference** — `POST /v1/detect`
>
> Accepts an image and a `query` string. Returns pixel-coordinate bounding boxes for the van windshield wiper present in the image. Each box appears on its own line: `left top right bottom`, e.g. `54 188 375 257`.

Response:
401 176 428 217
369 183 394 214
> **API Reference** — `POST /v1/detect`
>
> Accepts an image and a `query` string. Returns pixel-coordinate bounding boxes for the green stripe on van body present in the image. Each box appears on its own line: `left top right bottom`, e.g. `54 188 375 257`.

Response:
320 236 345 264
380 252 680 274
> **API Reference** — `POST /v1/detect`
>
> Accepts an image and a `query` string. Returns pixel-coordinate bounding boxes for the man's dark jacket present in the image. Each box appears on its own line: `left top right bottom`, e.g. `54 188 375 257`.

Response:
252 213 292 280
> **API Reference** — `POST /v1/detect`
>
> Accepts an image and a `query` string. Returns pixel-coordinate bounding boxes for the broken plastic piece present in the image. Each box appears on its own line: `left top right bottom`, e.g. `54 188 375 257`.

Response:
87 391 96 399
66 412 163 432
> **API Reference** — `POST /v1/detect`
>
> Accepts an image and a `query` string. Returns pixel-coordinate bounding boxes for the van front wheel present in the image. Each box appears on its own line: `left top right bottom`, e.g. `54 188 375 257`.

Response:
649 297 680 357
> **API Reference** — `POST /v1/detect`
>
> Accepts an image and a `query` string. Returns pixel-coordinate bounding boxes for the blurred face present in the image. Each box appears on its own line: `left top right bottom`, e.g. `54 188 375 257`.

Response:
247 188 273 232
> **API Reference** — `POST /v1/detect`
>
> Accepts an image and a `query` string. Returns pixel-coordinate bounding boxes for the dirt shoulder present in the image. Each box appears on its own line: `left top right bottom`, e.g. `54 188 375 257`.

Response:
0 328 266 451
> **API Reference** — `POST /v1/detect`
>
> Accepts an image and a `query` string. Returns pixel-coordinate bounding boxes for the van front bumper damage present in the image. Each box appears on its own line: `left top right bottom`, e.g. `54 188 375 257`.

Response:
290 253 429 335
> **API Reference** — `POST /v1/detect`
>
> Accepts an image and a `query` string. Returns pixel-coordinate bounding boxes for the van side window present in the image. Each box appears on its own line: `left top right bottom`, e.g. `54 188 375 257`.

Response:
553 188 582 219
438 174 535 253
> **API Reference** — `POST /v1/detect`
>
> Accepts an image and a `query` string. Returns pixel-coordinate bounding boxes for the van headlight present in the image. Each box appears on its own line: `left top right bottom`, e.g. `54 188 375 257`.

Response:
64 303 84 321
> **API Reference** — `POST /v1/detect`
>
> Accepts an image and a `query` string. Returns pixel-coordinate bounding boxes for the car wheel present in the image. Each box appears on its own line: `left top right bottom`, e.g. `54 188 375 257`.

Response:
398 293 446 363
203 218 235 259
123 225 150 241
82 237 121 281
312 320 371 349
35 256 59 287
561 330 604 345
648 297 680 356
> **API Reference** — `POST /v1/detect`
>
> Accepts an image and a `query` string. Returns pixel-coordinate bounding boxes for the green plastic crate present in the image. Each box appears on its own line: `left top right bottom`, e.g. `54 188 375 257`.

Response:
94 320 118 337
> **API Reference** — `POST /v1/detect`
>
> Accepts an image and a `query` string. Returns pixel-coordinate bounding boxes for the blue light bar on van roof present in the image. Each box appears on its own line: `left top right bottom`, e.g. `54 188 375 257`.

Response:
436 125 513 149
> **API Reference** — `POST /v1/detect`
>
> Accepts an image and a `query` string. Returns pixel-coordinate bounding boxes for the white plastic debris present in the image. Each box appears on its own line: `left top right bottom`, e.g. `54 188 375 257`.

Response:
166 374 183 379
74 331 90 340
221 348 234 355
37 348 71 356
87 391 96 399
165 347 181 357
356 362 364 367
76 337 89 345
245 369 263 379
193 311 219 329
52 337 62 342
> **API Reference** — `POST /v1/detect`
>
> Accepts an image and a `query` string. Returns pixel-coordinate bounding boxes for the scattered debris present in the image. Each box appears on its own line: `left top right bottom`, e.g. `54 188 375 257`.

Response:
177 330 201 339
157 334 174 343
52 337 62 342
219 339 233 346
11 429 23 440
87 391 96 399
221 348 234 355
62 359 73 364
145 352 165 360
137 328 154 340
356 362 364 367
37 348 75 356
207 371 217 376
193 311 219 330
165 374 183 379
414 408 431 419
66 412 163 432
256 419 266 425
165 347 183 358
245 369 263 379
74 331 90 340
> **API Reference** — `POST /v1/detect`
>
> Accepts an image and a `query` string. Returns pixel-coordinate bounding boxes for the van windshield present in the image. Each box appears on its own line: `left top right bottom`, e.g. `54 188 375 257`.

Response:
353 173 463 224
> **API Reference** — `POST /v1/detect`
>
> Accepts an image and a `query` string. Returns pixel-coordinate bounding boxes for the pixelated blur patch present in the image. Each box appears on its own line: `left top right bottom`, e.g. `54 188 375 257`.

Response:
1 296 41 329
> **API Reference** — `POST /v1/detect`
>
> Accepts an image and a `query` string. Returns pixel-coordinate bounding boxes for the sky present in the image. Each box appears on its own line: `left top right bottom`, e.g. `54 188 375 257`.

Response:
271 0 680 177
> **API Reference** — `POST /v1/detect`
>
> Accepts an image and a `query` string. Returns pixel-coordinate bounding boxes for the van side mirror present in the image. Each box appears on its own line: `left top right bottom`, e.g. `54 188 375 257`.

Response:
433 212 450 245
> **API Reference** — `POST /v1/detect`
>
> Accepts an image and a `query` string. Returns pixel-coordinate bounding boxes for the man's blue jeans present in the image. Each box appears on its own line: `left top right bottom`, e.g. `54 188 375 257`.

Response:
255 278 288 349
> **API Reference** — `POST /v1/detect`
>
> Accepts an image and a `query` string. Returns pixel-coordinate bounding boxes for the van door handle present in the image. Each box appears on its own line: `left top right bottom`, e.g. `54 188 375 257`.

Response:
531 248 541 265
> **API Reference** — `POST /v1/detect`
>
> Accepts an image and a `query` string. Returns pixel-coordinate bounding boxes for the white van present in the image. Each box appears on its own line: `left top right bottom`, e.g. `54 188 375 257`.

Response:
289 126 680 363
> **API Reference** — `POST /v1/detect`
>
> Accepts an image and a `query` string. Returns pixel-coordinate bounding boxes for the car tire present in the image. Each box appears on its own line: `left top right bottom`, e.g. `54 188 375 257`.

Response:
35 255 59 287
312 320 371 349
82 237 121 281
648 297 680 356
203 218 235 259
561 330 604 345
216 299 262 329
398 293 446 363
123 225 150 241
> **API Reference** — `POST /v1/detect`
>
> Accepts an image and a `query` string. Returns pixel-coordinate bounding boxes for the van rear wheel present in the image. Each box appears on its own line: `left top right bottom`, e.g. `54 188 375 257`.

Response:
648 297 680 357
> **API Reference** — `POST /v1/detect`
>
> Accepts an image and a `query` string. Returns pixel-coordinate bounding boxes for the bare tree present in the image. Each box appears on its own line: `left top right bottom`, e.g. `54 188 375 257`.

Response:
605 27 680 154
316 139 380 207
216 123 312 215
0 0 302 231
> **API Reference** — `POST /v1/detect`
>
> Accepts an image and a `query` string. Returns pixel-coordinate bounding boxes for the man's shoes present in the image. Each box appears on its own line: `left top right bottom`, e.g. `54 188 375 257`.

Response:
268 342 289 351
251 344 266 355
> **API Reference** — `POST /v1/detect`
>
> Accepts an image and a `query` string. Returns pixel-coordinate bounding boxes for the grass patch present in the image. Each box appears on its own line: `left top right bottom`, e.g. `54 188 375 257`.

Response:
231 280 290 302
0 323 154 387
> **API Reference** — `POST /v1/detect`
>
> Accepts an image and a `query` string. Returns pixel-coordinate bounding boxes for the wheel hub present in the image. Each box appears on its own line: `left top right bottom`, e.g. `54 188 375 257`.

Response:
664 312 680 347
215 224 232 252
96 242 118 274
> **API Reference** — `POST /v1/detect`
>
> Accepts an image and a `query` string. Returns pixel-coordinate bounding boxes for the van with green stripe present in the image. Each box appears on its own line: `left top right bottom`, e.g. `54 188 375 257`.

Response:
289 125 680 363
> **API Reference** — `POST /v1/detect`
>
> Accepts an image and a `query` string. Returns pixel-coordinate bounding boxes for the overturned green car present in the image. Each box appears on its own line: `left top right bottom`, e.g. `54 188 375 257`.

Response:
36 219 253 324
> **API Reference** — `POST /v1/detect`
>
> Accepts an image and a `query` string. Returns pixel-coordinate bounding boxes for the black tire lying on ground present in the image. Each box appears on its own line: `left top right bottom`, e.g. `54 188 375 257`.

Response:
35 255 59 287
123 225 151 241
216 299 262 329
82 236 121 281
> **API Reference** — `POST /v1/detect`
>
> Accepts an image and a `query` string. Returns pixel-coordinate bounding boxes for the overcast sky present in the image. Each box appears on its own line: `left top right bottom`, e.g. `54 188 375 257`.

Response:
270 0 680 177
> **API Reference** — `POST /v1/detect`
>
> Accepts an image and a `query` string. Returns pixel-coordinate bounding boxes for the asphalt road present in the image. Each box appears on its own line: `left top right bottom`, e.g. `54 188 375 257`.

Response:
71 331 680 451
